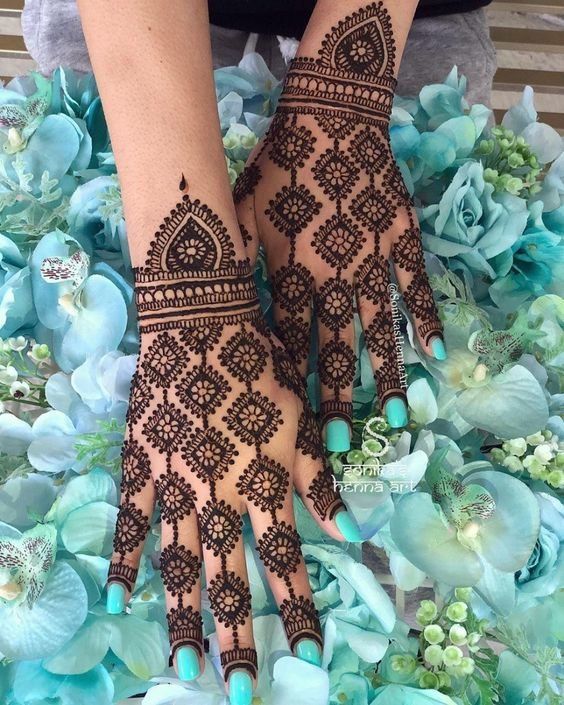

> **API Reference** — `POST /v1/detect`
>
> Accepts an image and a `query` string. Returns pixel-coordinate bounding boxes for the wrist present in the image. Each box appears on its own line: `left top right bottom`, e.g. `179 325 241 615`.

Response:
133 194 260 333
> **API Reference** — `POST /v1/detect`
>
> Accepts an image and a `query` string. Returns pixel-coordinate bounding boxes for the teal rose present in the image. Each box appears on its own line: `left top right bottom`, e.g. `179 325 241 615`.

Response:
421 161 529 280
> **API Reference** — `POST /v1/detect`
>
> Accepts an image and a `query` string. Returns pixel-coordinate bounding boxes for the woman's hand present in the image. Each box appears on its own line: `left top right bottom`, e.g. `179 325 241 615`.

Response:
236 1 445 450
105 190 357 704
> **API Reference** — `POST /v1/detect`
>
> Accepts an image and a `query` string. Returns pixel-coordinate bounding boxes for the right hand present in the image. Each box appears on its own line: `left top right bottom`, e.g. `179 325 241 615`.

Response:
105 189 360 704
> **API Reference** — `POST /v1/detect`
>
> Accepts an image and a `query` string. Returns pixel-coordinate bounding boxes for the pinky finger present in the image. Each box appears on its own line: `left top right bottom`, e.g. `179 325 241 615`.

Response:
106 438 156 613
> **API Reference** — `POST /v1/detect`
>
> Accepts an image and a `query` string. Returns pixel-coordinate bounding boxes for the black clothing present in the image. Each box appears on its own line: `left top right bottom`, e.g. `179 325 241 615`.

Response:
208 0 493 39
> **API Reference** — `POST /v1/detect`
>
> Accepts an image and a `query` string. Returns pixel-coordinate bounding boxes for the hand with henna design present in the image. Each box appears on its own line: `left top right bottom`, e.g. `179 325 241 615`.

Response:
105 187 360 704
235 1 446 451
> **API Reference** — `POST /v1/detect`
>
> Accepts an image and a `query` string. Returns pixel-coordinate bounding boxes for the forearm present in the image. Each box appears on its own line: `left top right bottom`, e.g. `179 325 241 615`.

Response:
299 0 417 75
76 0 243 267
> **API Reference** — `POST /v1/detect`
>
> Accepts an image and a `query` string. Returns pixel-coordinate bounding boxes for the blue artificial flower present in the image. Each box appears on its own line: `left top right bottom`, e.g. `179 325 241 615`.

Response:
0 234 36 337
489 202 564 312
29 230 128 371
67 175 129 271
421 161 529 281
515 492 564 598
390 458 541 588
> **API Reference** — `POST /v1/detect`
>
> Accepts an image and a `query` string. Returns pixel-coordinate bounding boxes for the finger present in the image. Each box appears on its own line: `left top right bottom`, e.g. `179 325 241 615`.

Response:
293 402 363 543
155 470 203 682
198 495 256 704
391 206 445 360
315 275 355 451
356 252 408 428
271 262 314 377
243 453 323 665
106 434 156 613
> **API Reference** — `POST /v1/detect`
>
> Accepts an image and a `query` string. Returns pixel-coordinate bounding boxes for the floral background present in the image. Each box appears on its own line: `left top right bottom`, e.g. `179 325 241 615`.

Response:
0 55 562 705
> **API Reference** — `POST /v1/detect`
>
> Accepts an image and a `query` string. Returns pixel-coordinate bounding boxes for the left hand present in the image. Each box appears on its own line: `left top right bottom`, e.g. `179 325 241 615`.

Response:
235 2 445 450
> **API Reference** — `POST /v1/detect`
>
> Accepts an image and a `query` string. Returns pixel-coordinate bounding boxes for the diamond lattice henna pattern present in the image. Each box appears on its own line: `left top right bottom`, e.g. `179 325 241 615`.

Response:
155 471 196 523
177 364 231 418
402 271 438 322
269 122 316 171
351 185 396 231
296 406 324 460
223 391 282 446
364 311 397 358
316 279 354 332
272 263 313 314
160 543 200 596
356 252 390 304
113 501 150 555
266 184 321 237
219 330 268 383
392 223 425 273
257 521 302 577
127 373 153 424
312 148 360 200
143 401 191 454
142 332 188 388
121 439 152 496
237 456 289 512
199 499 242 557
208 571 252 627
349 128 389 174
318 339 356 390
274 317 310 366
312 214 365 270
182 427 238 483
271 344 306 397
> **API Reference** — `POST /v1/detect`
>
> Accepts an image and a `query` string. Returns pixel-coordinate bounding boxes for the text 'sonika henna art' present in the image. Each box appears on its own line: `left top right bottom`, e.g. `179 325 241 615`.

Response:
235 2 443 426
107 183 345 683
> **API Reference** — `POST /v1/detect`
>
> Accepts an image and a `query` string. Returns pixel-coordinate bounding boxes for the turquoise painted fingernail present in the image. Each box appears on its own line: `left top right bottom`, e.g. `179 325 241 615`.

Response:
106 583 125 614
431 337 447 361
335 510 363 543
325 418 350 452
296 639 322 666
385 397 408 428
229 670 253 705
177 646 200 681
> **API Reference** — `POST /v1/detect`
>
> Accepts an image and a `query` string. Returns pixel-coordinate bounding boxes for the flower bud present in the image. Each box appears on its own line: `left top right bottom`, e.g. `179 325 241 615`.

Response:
459 656 475 675
442 645 463 667
503 438 527 457
534 444 553 464
0 365 18 385
446 601 468 622
449 624 467 645
7 336 26 351
418 670 440 689
423 624 445 644
502 455 523 472
416 599 438 625
454 587 472 602
424 644 443 667
390 654 417 674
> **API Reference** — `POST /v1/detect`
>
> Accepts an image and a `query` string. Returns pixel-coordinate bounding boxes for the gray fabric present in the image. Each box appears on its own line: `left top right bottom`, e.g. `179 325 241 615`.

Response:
22 0 496 105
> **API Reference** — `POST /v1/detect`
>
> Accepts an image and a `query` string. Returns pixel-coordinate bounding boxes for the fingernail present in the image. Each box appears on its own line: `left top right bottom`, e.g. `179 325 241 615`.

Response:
335 510 363 543
229 670 253 705
176 646 200 681
431 337 447 361
106 583 125 614
325 418 350 452
295 638 322 666
385 397 408 428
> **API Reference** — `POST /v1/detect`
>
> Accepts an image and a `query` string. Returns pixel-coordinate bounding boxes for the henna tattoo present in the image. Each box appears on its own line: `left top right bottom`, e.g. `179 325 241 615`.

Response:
111 171 333 679
241 1 442 430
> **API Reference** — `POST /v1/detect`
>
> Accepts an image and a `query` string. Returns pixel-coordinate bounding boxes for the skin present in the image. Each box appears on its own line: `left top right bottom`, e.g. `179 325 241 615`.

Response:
76 0 438 699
